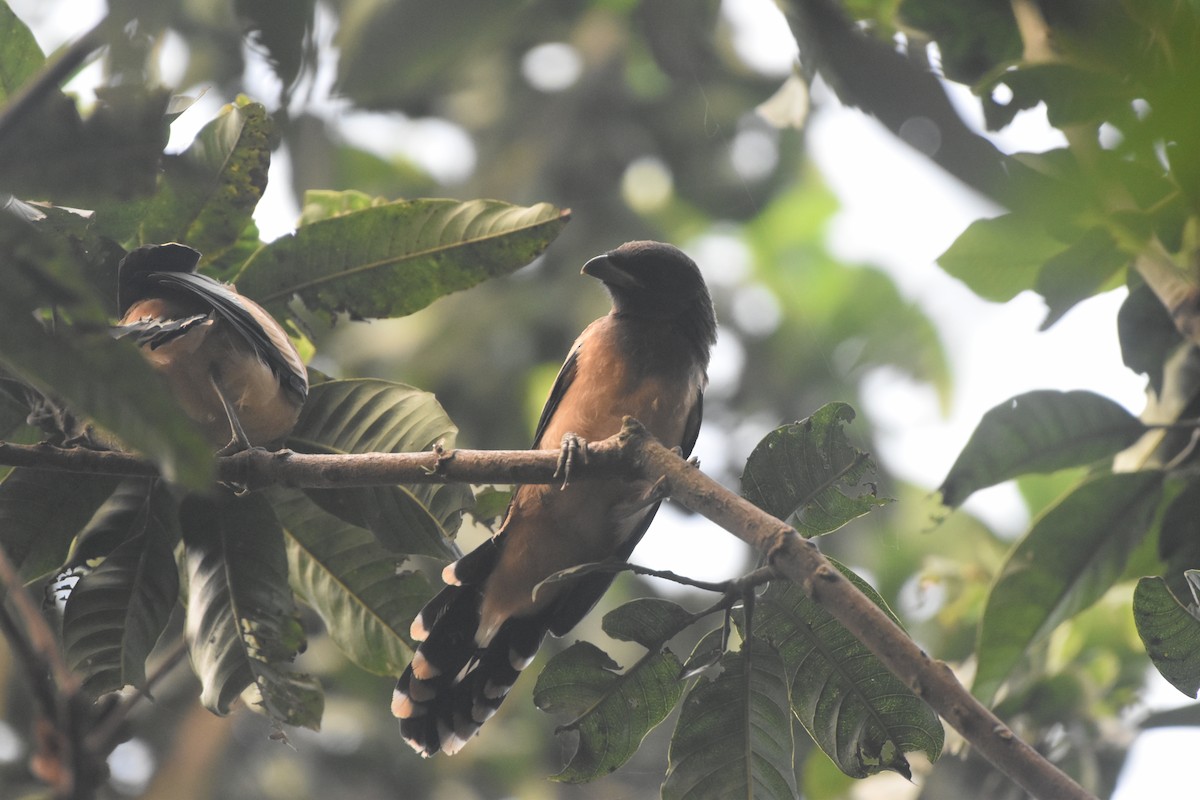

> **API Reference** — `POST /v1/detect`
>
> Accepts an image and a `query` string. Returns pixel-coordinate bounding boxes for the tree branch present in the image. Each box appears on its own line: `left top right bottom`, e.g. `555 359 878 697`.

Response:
617 420 1094 800
0 420 1093 800
0 543 101 800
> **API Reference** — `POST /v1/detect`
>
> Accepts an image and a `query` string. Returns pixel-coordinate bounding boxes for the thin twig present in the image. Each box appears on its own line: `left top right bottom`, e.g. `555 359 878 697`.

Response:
0 542 90 800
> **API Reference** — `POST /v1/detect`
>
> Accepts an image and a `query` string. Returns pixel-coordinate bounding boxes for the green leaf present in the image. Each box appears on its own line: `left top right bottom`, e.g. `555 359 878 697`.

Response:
274 486 432 675
1159 481 1200 600
999 63 1133 129
533 599 692 783
135 98 274 260
1134 576 1200 698
741 403 889 536
661 639 797 800
61 480 180 695
974 471 1164 705
467 486 512 528
937 213 1066 302
297 189 389 226
534 640 684 783
61 478 173 569
288 379 468 558
897 0 1021 86
0 84 171 205
754 571 943 779
939 390 1146 508
1118 281 1181 397
233 198 570 320
602 597 695 647
235 0 314 94
0 468 119 581
181 492 323 729
1035 226 1129 329
0 2 44 102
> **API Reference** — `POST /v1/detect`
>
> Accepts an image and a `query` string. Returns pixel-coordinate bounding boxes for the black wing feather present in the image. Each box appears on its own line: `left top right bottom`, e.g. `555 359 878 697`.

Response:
144 271 306 402
531 344 579 448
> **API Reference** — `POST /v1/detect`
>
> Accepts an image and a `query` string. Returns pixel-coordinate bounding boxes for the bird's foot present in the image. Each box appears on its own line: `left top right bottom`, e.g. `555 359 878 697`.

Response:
216 443 272 495
554 433 589 489
667 445 700 469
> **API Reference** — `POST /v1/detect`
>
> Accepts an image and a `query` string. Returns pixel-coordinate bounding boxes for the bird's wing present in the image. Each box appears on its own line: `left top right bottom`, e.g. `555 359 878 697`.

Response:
111 313 211 348
143 271 307 403
680 386 703 458
531 342 580 448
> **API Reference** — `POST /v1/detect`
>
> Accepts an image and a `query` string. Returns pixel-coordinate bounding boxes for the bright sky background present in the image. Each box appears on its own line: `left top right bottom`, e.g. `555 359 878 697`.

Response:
6 0 1197 795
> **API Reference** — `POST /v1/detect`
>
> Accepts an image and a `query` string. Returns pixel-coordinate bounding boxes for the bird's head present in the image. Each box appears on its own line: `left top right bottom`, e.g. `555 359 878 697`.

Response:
117 242 202 316
582 241 716 350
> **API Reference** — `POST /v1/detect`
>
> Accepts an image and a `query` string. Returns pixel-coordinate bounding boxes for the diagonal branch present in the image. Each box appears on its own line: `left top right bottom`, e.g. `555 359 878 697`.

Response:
0 419 1093 800
615 419 1094 800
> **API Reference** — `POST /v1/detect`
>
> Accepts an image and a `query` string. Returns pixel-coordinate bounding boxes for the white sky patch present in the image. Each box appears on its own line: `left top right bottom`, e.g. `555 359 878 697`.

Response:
521 42 583 92
685 229 753 288
621 155 674 213
721 0 799 77
337 112 477 185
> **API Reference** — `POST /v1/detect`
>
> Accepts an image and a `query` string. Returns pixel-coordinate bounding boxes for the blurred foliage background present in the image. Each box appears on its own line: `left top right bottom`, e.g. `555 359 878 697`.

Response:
3 0 1194 797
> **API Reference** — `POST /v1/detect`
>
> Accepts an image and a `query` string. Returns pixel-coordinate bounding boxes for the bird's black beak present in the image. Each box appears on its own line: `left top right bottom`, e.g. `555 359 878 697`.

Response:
581 253 642 290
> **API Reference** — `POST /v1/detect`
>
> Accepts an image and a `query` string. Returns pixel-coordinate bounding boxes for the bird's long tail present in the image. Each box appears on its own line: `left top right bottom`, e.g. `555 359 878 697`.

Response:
392 579 547 756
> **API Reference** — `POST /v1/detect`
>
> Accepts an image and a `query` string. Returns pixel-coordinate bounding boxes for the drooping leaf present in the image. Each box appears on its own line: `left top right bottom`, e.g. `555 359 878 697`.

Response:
897 0 1020 86
533 599 692 783
0 2 43 102
974 471 1164 705
235 0 314 95
754 571 943 779
274 486 432 675
181 492 323 729
134 98 274 260
1118 281 1181 396
60 478 175 570
937 213 1066 302
661 639 797 800
287 379 468 558
741 402 889 536
997 63 1134 130
939 390 1146 507
1035 226 1129 329
1159 481 1200 600
0 83 172 205
1134 576 1200 698
0 468 119 581
61 480 180 695
233 198 570 320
